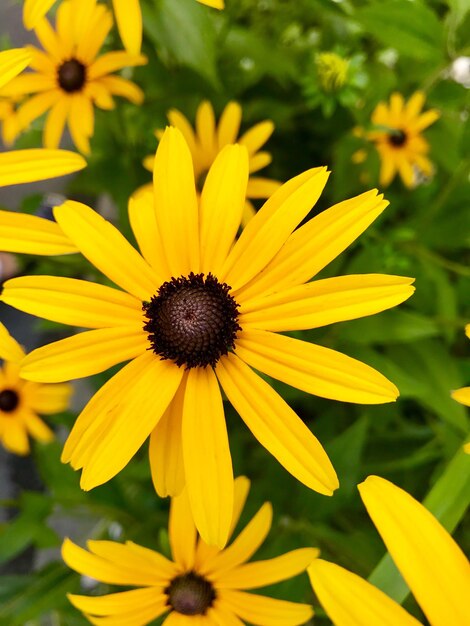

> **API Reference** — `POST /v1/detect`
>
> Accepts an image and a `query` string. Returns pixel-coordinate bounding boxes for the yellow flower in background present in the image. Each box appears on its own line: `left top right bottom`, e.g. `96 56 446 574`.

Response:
24 0 224 56
451 324 470 408
0 322 72 455
7 0 146 155
315 52 349 92
63 476 315 626
143 101 281 225
2 127 414 547
308 475 470 626
362 92 440 188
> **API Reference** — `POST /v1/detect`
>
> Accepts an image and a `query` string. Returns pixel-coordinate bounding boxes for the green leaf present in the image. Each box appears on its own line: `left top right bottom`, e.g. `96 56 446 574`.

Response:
368 444 470 602
355 1 444 60
142 0 219 87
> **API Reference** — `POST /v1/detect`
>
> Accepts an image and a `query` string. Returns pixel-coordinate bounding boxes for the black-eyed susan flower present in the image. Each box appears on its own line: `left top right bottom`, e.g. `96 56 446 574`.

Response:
2 127 414 547
451 324 470 408
359 92 440 188
63 476 316 626
0 322 72 455
142 100 281 224
23 0 224 56
8 0 146 154
308 475 470 626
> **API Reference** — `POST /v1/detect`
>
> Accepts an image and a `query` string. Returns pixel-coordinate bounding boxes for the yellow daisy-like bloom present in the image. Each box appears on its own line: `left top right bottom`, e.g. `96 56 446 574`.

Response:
451 324 470 408
142 101 281 224
0 47 86 183
2 127 414 547
63 476 316 626
308 475 470 626
364 92 440 188
0 322 72 455
7 0 146 154
23 0 224 56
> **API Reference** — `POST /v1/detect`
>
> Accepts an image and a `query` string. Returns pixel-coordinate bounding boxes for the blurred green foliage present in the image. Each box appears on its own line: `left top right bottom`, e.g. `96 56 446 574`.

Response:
0 0 469 624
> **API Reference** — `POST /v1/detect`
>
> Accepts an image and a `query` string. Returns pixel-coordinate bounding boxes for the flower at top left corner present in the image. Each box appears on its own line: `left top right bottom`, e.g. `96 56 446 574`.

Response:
3 0 146 155
0 322 72 455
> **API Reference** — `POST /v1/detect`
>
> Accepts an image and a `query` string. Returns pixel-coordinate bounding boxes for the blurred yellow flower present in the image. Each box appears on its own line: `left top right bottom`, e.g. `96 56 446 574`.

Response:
63 476 315 626
2 127 414 547
361 92 440 188
451 324 470 408
143 101 281 224
315 52 349 92
308 475 470 626
24 0 224 56
0 322 72 455
8 0 146 154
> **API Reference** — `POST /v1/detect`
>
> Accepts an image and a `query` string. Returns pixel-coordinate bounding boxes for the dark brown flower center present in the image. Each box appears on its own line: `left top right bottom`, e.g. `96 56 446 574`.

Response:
58 59 87 93
166 571 216 616
143 273 240 369
0 389 19 413
388 129 407 147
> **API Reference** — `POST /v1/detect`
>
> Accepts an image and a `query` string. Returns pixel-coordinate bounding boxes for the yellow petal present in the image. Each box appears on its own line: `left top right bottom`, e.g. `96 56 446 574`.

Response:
16 90 61 129
358 476 470 626
149 376 186 498
199 144 249 275
240 274 415 332
183 367 234 548
34 16 63 62
197 0 225 8
239 120 274 155
167 108 198 156
75 2 113 63
222 167 330 292
196 101 217 165
22 409 54 442
28 382 72 414
214 547 319 588
99 75 144 105
208 605 244 626
0 210 76 256
237 189 388 302
451 387 470 407
218 589 313 626
248 151 272 173
153 126 200 277
68 589 167 617
216 352 338 495
1 418 30 455
308 559 421 626
112 0 142 55
20 326 148 383
53 200 159 300
79 357 183 490
0 149 86 187
0 322 25 363
217 102 242 147
68 94 94 155
414 109 440 132
88 51 147 80
1 275 142 329
23 0 56 29
246 176 282 199
200 502 272 576
169 487 197 571
0 49 31 88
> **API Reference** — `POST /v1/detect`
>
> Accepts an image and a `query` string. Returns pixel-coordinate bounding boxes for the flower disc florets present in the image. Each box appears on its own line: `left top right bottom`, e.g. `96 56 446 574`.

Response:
143 272 241 369
388 129 407 147
166 571 216 616
58 59 87 92
0 389 19 413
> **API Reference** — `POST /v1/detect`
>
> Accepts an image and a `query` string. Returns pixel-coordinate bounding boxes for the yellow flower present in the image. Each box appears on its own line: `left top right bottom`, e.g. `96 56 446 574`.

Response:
308 475 470 626
7 0 146 154
0 322 72 455
451 324 470 408
142 100 281 224
315 52 349 92
2 127 414 547
363 92 440 188
63 476 316 626
24 0 224 56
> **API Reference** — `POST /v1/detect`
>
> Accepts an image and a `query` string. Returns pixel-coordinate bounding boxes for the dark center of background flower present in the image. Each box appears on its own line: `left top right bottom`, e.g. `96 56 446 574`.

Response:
166 571 216 616
58 59 87 93
388 129 407 147
0 389 19 413
143 272 241 369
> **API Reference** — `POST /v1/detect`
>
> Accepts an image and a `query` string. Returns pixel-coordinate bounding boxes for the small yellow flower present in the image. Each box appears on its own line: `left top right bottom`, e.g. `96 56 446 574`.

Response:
23 0 224 56
362 92 440 188
0 322 72 455
2 127 415 547
451 324 470 408
308 476 470 626
8 0 146 154
63 476 316 626
142 101 281 224
315 52 349 92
